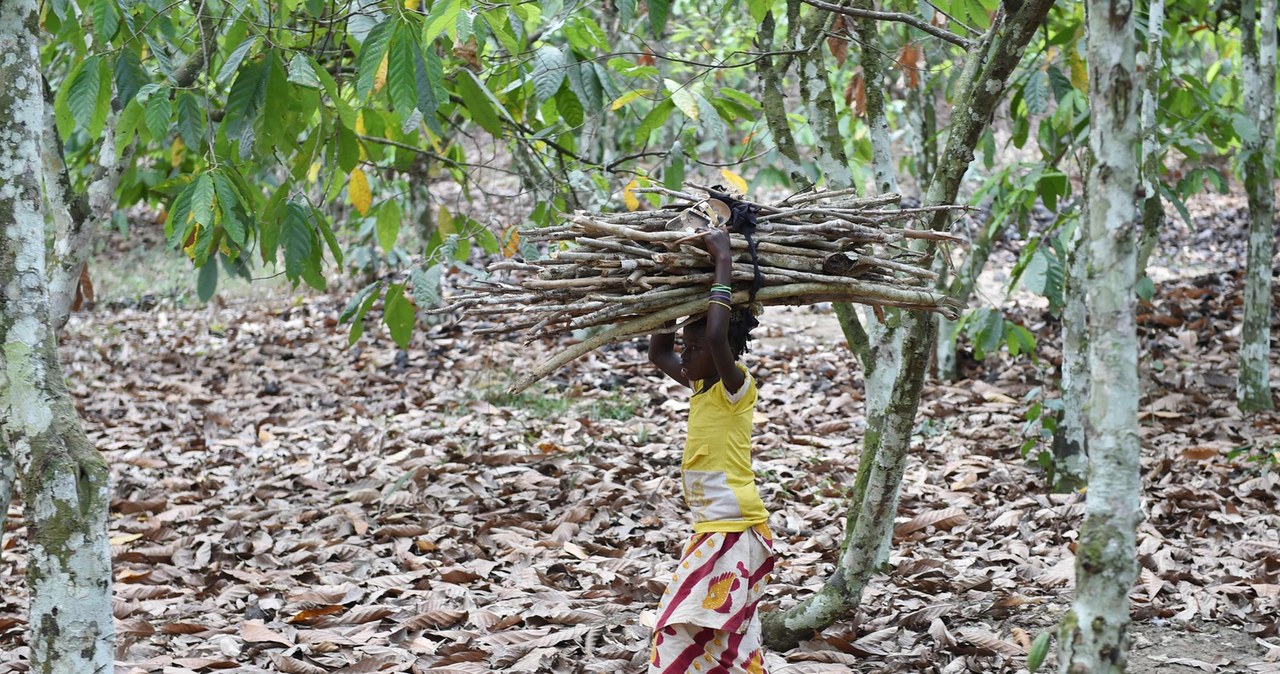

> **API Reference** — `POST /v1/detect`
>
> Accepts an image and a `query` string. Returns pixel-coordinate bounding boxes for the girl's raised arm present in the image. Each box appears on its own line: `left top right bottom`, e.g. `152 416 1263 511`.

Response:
702 230 746 393
649 323 689 387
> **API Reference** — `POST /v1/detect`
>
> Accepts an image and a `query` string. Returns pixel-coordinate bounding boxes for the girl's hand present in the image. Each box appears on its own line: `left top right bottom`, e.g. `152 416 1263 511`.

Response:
701 228 733 261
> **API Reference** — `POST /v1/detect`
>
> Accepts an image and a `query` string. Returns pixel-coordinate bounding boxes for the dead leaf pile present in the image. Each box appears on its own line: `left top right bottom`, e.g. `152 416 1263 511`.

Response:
0 259 1276 673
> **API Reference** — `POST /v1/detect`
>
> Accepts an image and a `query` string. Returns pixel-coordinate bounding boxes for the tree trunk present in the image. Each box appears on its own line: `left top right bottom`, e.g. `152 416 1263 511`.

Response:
1053 214 1089 492
936 217 1001 380
1134 0 1165 276
1237 0 1277 412
0 3 116 672
1056 0 1142 670
0 436 13 553
762 0 1056 650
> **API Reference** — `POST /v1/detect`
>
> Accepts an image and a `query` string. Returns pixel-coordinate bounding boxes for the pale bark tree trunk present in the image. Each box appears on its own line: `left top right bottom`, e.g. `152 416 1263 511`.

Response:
1135 0 1165 275
1 3 116 672
1053 212 1089 492
762 0 1056 650
1237 0 1277 412
1057 0 1142 670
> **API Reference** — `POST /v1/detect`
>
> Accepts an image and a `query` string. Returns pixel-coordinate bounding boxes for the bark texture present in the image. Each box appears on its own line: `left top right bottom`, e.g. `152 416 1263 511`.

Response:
1134 0 1165 275
1 2 116 671
1057 0 1143 670
762 0 1055 650
1053 216 1089 492
1237 0 1277 412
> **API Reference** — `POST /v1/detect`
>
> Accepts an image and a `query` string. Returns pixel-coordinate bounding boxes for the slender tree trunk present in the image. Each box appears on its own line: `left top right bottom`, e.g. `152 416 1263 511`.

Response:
1134 0 1165 275
762 0 1056 650
1053 210 1089 492
1238 0 1277 412
1 3 116 672
1057 0 1142 670
0 436 13 553
936 217 1001 380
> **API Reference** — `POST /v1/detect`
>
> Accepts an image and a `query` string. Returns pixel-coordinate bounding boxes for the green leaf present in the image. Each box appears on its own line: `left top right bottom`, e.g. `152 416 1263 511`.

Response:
336 122 360 173
457 69 504 134
388 25 419 116
189 174 216 228
115 50 149 105
1136 275 1156 302
413 41 443 118
93 0 120 41
607 57 660 79
646 0 669 36
565 15 609 51
212 172 247 246
412 265 444 308
314 208 343 265
282 200 314 282
287 53 323 89
1160 182 1193 227
531 45 567 104
718 87 762 111
176 92 205 150
377 200 401 252
665 79 698 120
1027 633 1051 673
617 0 636 25
747 0 769 22
1037 171 1068 212
566 60 602 112
196 257 218 302
423 0 461 43
144 92 172 140
217 37 257 85
664 140 685 190
634 99 674 143
223 58 269 143
340 281 380 323
383 283 416 348
66 55 103 133
1024 70 1049 116
356 19 395 100
556 85 584 127
342 282 381 345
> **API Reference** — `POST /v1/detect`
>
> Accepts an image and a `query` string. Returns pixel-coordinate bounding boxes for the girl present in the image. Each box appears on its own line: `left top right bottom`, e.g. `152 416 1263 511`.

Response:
646 227 774 674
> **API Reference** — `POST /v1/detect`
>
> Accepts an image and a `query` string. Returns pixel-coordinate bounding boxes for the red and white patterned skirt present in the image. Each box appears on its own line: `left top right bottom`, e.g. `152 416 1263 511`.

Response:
648 524 775 673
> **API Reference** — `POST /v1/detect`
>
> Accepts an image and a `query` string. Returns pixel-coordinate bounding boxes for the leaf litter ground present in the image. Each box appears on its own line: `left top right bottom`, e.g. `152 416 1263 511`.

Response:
2 217 1279 674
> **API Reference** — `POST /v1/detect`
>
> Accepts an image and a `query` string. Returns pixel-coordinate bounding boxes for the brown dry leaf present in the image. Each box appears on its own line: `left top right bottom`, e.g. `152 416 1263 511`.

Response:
271 655 328 674
243 620 293 646
897 43 922 88
956 627 1025 656
1182 447 1219 461
894 507 968 537
288 604 346 624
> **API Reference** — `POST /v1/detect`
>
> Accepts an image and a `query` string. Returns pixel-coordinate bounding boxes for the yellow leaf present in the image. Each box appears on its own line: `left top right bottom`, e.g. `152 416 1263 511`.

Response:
170 137 186 167
373 53 389 95
307 161 322 183
182 224 200 260
720 169 748 195
349 169 372 216
109 533 143 545
404 0 420 9
501 226 521 258
610 89 652 111
355 112 368 161
623 179 640 211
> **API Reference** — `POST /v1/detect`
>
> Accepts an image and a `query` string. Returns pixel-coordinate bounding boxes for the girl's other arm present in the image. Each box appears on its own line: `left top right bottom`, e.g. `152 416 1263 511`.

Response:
649 323 689 387
703 230 746 393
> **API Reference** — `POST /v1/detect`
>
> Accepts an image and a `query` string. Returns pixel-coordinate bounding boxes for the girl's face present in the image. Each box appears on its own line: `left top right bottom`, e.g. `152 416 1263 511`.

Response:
680 322 716 382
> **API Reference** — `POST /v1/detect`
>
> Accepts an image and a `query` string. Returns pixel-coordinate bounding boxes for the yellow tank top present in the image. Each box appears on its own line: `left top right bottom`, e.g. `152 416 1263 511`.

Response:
683 366 769 533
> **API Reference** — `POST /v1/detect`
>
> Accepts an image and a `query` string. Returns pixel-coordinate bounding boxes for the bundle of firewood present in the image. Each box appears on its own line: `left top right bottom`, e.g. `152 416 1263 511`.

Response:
438 184 966 392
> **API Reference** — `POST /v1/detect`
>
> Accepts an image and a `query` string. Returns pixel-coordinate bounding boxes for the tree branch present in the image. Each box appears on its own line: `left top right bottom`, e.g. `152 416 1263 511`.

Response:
801 0 975 49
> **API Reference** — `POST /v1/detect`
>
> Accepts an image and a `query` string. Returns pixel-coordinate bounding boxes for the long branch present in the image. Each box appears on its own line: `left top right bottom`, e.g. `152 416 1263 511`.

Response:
801 0 974 48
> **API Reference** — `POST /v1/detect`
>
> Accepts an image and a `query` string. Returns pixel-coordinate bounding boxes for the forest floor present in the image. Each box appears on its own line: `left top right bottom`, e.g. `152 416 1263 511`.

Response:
1 192 1279 674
